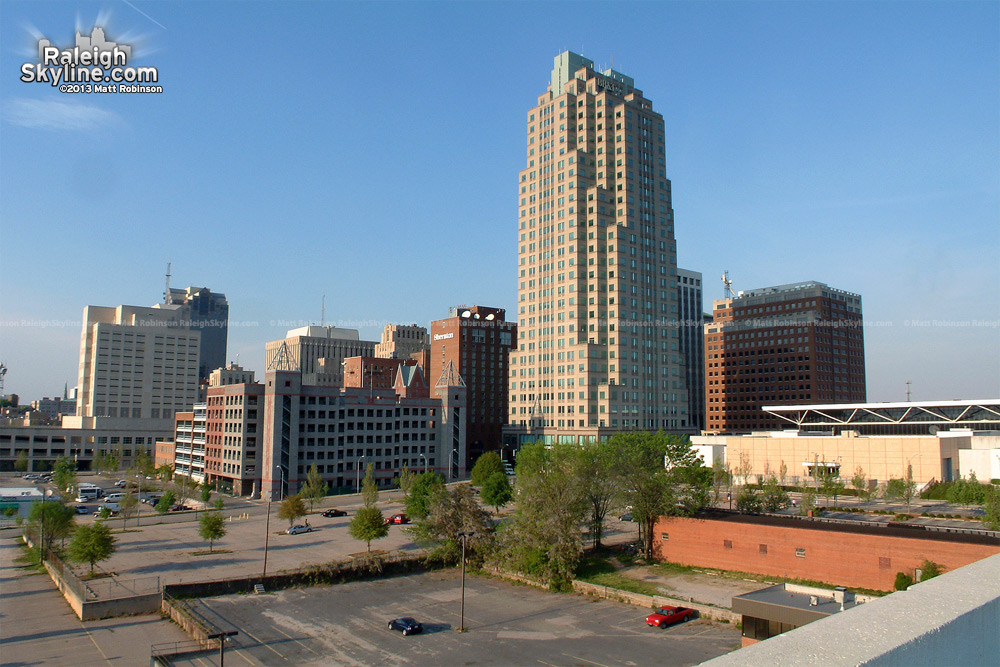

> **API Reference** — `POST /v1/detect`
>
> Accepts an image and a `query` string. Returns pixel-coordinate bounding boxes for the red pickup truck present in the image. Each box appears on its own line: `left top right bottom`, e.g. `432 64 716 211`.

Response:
646 606 694 628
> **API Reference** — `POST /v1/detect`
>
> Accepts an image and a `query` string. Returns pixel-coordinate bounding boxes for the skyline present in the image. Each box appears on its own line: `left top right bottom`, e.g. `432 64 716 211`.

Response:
1 1 998 404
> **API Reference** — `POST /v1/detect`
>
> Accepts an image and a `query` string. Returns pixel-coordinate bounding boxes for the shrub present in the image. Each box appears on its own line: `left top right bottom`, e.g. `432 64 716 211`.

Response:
894 572 913 591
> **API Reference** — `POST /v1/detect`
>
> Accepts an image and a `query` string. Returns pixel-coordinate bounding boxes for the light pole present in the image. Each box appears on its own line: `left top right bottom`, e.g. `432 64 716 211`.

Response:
275 465 285 502
457 530 474 632
420 453 427 473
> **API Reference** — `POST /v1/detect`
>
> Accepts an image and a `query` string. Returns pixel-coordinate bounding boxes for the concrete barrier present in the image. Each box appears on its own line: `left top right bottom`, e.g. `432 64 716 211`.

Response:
571 580 741 624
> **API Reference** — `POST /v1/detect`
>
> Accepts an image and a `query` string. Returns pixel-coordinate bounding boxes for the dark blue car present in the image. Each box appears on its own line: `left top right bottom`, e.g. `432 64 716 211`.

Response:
387 617 423 636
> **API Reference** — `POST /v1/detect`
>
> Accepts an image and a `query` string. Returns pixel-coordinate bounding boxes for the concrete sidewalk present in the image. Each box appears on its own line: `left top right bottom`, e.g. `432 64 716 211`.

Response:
0 535 188 666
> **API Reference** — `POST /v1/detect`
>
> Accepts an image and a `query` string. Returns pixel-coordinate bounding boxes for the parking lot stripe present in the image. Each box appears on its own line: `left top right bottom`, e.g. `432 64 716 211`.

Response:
271 626 321 655
562 652 613 667
238 626 287 660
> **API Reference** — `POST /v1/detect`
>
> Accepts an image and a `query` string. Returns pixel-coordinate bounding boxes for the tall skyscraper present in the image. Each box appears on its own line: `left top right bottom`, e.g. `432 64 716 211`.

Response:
506 51 689 446
162 287 229 383
704 281 866 433
677 268 706 432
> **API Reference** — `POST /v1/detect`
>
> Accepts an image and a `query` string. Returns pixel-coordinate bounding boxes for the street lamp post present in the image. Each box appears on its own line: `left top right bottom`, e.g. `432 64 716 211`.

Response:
420 453 427 473
457 530 474 632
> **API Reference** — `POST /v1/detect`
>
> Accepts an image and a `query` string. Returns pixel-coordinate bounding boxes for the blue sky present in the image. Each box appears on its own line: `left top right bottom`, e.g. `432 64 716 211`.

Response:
1 1 997 404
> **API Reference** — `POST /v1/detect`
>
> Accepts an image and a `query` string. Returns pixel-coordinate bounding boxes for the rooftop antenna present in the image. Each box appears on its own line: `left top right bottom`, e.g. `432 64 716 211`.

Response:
906 380 912 402
321 294 326 327
164 262 172 304
722 271 736 299
0 362 7 397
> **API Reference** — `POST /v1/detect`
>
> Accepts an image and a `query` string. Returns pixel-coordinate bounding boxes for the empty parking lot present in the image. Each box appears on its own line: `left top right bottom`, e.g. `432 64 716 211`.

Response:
177 569 740 666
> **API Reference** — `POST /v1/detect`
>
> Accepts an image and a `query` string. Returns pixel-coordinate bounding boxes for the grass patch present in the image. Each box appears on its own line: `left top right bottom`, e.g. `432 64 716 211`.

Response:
652 560 888 597
579 571 662 596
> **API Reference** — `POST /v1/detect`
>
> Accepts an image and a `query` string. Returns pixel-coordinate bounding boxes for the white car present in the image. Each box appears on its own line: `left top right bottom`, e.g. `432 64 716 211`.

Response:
286 524 313 535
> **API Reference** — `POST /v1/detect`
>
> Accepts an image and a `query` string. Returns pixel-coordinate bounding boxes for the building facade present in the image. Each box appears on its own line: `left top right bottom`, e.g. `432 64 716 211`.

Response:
705 282 866 433
507 51 690 447
431 306 516 469
204 381 264 495
252 366 466 500
209 363 256 387
172 406 206 482
375 323 429 360
265 326 376 388
677 268 706 432
343 357 413 392
162 286 229 383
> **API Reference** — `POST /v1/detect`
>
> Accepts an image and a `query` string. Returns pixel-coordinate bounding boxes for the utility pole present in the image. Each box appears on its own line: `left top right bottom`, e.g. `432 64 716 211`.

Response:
457 531 474 632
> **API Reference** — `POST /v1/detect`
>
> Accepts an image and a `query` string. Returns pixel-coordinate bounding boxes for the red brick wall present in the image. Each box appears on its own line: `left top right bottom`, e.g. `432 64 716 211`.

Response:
653 515 1000 591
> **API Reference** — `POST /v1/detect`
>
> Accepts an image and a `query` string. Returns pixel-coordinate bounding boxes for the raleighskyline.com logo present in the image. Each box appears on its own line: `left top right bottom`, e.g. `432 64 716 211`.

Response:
20 25 161 93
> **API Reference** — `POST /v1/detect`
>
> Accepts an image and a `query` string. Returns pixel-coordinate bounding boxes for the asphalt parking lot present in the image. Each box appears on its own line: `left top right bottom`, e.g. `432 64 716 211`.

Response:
179 569 741 666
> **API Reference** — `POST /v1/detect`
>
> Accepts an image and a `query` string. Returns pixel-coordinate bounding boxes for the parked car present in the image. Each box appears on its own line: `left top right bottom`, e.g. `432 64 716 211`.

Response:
384 513 409 525
286 524 313 535
321 508 347 517
646 606 694 628
114 480 128 488
170 504 192 512
387 617 422 636
22 473 40 480
75 505 89 514
619 513 634 522
144 495 162 505
98 502 121 515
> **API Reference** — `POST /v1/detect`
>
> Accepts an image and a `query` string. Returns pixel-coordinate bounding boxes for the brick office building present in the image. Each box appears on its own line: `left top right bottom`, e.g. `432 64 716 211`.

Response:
705 282 866 433
431 306 516 471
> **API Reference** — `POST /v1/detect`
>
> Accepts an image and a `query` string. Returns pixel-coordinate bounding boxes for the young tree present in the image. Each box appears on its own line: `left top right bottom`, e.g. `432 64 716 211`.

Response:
15 449 29 472
199 479 213 506
982 484 1000 531
470 451 505 487
396 466 415 493
278 494 307 527
175 475 196 507
135 450 155 478
361 463 379 508
761 475 790 512
851 466 869 505
29 501 75 556
737 484 763 513
155 490 177 514
887 465 917 512
119 491 139 530
573 441 624 549
798 483 816 516
213 496 225 511
198 511 227 553
301 463 329 513
52 457 77 497
778 460 788 486
349 505 389 552
156 463 175 484
404 471 445 520
917 559 943 581
710 458 731 508
821 471 846 508
67 522 116 574
481 471 513 515
106 450 120 474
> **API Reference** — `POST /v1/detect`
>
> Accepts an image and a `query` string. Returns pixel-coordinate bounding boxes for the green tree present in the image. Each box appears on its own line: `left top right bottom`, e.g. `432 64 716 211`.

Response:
96 506 111 520
29 501 75 556
778 460 788 486
503 441 588 589
798 483 816 516
155 490 176 514
15 449 29 472
404 471 445 520
277 494 307 527
481 471 513 515
574 441 624 548
737 484 763 513
409 483 492 565
894 571 913 591
52 457 78 499
761 475 790 512
851 466 869 504
470 451 505 486
710 458 731 507
199 479 213 505
135 450 155 478
213 496 225 511
349 505 389 552
105 450 120 474
198 511 227 552
886 466 917 512
821 471 846 508
175 475 196 508
301 463 329 513
119 491 139 530
396 466 415 493
616 431 701 560
156 463 174 484
67 522 116 574
361 463 379 508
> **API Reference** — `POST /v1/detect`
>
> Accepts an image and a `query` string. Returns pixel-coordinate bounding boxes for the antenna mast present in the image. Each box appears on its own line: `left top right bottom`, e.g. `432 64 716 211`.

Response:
906 380 912 402
321 294 326 327
721 271 736 299
164 262 172 304
0 362 7 398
